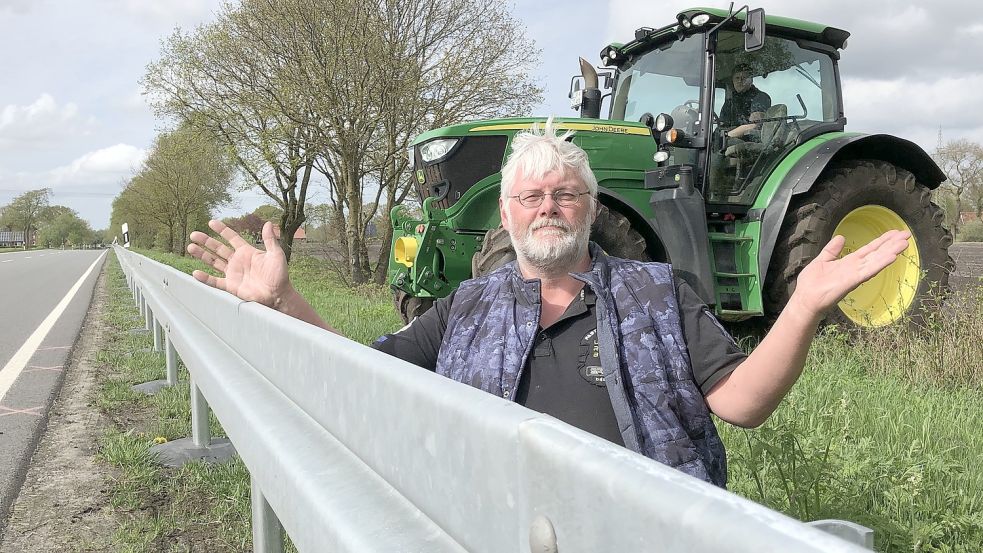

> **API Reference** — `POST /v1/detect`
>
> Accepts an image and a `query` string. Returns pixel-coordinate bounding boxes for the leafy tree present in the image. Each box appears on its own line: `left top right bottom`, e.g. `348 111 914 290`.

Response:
934 139 983 235
36 208 94 248
0 188 50 249
109 125 233 254
252 205 284 225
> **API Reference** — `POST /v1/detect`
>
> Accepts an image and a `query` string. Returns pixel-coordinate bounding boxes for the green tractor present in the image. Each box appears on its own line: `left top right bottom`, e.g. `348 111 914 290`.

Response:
388 6 952 329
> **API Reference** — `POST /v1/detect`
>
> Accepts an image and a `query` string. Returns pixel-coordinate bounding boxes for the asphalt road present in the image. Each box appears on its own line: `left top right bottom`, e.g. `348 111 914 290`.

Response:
0 248 106 533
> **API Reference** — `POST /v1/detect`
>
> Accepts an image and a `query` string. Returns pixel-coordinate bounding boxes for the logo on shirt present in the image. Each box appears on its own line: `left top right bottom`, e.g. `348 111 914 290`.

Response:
578 329 605 387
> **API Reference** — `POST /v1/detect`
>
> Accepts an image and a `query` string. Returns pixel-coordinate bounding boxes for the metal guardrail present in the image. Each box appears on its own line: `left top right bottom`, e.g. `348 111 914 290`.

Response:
114 246 873 552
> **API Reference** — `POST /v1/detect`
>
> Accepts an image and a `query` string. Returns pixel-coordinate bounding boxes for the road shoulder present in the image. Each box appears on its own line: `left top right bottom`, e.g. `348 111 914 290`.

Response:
0 265 116 552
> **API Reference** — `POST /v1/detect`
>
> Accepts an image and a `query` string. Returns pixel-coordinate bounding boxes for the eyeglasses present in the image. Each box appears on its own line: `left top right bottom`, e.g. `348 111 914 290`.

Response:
508 190 591 208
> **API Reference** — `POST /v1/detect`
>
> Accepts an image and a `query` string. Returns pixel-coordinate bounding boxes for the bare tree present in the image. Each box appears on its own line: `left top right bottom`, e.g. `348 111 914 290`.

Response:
935 139 983 235
304 0 545 284
146 0 541 280
144 8 321 261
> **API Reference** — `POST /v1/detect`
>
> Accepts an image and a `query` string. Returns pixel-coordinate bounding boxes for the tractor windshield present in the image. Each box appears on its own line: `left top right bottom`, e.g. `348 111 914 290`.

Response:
610 34 706 138
707 31 843 205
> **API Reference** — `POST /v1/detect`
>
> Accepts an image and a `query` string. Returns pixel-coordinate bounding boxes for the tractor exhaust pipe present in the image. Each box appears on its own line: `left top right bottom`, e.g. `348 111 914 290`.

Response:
578 57 602 119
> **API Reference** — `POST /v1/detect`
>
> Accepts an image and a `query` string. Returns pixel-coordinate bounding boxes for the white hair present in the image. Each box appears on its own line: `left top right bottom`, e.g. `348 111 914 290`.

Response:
499 116 599 202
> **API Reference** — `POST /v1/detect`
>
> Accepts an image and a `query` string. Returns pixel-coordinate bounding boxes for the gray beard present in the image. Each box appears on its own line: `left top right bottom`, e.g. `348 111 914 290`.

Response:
510 217 592 277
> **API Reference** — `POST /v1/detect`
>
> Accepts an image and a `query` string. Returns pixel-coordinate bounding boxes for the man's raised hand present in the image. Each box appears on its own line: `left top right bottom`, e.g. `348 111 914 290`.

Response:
790 229 913 321
186 220 292 308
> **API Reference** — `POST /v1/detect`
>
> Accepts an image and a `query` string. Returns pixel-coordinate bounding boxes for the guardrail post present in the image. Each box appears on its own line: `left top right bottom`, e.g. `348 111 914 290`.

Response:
251 478 285 553
191 378 212 447
150 373 235 466
144 301 153 332
165 334 178 387
152 318 163 352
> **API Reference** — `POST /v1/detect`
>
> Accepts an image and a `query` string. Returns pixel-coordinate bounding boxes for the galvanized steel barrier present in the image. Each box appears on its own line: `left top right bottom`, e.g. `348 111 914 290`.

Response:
114 246 872 552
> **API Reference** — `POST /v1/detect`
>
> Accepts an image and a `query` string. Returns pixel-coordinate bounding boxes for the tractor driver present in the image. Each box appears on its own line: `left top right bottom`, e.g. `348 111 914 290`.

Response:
719 63 772 139
186 120 911 488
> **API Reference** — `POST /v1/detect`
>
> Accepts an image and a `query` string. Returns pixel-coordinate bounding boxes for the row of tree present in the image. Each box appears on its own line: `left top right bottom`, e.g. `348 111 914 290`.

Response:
110 124 233 253
139 0 541 283
0 189 101 249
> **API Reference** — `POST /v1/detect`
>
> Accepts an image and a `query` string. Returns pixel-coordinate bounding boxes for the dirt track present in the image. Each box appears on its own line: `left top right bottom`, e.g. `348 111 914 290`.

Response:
950 243 983 293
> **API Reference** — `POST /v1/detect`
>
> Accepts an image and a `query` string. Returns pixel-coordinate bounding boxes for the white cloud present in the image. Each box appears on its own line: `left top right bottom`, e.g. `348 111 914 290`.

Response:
843 75 983 147
116 0 221 29
49 144 148 185
0 0 35 14
961 23 983 35
0 93 89 146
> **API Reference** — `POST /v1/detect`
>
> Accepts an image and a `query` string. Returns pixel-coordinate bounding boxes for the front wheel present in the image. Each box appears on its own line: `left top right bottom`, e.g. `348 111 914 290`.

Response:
765 159 953 328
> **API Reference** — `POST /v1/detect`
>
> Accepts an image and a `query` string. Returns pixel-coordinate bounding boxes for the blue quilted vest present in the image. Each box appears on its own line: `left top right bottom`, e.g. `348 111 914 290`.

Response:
435 243 727 487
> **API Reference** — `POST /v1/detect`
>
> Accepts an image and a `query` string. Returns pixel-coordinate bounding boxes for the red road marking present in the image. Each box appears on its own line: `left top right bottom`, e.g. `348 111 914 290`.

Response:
0 405 43 418
24 365 64 373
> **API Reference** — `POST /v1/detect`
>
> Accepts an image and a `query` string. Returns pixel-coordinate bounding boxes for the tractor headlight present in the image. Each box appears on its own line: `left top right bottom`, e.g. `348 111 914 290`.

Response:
691 14 710 26
419 138 459 163
654 113 674 132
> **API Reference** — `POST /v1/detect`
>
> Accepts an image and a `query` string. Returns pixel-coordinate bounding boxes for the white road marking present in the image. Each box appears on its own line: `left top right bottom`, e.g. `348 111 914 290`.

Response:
0 251 106 403
1 260 12 263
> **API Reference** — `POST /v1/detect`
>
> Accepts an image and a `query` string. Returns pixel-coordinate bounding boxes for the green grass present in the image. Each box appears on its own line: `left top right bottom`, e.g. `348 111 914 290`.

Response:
93 253 294 552
721 326 983 551
118 248 983 552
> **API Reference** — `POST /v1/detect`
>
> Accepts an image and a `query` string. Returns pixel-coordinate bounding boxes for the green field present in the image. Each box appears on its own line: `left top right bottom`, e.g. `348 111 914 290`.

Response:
102 249 982 552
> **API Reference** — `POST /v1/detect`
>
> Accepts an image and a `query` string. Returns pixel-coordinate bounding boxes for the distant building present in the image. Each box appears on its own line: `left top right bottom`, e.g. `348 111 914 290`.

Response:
0 229 35 247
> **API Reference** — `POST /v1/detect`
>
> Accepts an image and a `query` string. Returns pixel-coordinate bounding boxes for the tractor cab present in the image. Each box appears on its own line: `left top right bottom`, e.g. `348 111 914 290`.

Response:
573 7 848 211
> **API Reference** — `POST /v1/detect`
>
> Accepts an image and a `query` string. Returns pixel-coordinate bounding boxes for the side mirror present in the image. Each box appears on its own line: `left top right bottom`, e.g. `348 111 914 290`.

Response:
745 8 766 52
569 77 584 111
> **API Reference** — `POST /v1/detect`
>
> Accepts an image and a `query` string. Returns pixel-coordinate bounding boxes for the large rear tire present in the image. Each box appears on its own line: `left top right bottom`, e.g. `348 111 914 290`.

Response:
471 205 651 278
764 159 953 328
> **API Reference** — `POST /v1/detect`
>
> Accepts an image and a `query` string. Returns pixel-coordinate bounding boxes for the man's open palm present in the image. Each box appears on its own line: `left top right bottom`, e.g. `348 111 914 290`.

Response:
792 229 912 318
186 220 291 308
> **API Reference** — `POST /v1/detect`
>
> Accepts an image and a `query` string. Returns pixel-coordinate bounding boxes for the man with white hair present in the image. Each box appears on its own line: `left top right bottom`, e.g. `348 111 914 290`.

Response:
187 120 911 487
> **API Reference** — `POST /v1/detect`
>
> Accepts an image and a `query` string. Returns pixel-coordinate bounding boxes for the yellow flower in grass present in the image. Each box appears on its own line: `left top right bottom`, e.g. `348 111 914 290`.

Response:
153 436 168 444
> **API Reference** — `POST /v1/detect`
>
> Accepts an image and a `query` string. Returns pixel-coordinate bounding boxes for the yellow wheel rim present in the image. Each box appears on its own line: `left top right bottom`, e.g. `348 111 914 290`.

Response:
832 205 920 327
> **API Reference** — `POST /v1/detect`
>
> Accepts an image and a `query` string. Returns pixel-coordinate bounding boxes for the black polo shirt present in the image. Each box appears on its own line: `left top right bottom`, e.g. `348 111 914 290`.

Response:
372 278 746 445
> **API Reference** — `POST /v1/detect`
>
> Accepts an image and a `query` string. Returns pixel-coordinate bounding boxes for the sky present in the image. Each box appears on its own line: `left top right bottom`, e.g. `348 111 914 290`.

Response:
1 0 981 230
